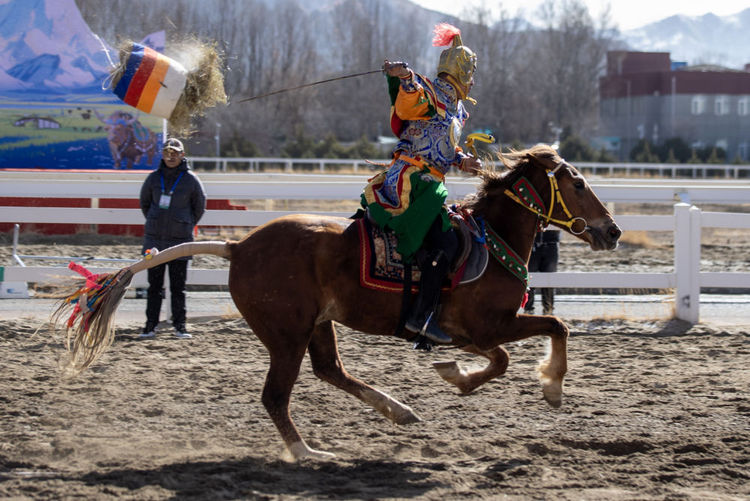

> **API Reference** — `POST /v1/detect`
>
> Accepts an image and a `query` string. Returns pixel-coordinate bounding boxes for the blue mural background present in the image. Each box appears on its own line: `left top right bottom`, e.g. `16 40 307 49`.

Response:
0 0 164 170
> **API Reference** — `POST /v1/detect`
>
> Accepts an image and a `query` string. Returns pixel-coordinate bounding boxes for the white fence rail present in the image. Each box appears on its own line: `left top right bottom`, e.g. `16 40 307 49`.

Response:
1 171 749 203
188 156 750 179
2 174 749 323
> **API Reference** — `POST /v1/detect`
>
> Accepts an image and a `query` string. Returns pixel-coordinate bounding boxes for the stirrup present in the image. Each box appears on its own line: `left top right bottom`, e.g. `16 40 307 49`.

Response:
412 335 434 352
405 312 452 344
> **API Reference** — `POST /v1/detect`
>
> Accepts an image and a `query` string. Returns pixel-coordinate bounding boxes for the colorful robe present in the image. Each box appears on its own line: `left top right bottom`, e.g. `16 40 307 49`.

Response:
361 72 469 261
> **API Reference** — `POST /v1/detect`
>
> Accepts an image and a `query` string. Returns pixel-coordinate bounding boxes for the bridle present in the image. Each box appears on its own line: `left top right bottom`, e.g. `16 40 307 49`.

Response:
503 159 588 235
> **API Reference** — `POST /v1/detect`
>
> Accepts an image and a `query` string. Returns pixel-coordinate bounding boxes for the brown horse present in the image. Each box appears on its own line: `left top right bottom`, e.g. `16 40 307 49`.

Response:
55 144 620 462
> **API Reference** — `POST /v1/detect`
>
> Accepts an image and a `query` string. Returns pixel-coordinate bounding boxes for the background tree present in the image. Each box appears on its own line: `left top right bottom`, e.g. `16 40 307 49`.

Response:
655 137 691 163
77 0 619 157
529 0 617 140
630 140 660 162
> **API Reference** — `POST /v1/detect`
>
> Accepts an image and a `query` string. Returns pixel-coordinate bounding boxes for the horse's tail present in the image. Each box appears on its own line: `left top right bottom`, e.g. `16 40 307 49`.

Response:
52 241 232 376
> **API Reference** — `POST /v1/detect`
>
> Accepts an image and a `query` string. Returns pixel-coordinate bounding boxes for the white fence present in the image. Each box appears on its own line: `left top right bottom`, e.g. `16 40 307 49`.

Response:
189 156 750 179
1 172 749 323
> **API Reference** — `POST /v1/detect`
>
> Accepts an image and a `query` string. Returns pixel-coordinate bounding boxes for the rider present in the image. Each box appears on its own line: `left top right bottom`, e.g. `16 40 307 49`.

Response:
361 23 482 345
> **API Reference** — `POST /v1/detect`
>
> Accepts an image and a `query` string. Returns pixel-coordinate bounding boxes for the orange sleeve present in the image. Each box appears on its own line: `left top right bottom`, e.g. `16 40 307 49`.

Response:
394 84 432 120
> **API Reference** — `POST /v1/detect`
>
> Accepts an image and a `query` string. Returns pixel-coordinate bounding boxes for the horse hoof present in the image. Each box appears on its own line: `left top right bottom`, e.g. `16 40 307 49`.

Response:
433 360 464 380
542 386 563 408
284 441 336 462
394 407 422 425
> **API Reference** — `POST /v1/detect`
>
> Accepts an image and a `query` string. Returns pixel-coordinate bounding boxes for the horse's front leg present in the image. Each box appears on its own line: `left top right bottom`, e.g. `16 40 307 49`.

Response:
433 345 510 394
460 313 569 407
533 315 569 408
495 314 569 407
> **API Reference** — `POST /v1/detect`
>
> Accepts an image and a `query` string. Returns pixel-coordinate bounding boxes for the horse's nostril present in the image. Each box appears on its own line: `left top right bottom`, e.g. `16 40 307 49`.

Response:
609 225 622 240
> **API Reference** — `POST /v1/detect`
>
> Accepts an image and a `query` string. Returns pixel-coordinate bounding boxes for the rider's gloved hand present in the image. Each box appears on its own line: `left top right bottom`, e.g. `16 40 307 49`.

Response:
460 156 482 174
382 60 411 79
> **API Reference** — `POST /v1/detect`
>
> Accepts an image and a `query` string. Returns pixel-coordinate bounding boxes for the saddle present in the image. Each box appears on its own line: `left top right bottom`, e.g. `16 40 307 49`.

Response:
356 206 488 293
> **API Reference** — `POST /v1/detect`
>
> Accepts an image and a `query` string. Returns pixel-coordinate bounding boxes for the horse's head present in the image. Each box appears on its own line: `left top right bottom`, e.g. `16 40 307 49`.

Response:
481 144 621 251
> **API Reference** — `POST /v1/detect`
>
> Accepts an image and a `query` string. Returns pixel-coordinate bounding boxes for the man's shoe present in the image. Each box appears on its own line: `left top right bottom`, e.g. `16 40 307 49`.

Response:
174 326 192 339
139 322 157 339
422 320 452 344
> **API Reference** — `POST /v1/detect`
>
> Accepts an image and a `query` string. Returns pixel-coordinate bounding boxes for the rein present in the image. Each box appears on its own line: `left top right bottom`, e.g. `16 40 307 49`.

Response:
503 160 587 235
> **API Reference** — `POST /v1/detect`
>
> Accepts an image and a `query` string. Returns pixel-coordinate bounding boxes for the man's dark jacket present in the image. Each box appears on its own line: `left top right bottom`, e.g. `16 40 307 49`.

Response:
139 159 206 258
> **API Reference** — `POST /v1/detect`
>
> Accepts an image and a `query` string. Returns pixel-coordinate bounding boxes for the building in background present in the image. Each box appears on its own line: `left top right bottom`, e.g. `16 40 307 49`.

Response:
598 51 750 161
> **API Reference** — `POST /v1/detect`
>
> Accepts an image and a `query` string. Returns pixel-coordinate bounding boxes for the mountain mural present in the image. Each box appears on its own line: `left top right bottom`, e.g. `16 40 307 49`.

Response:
0 0 166 170
622 9 750 69
0 0 114 92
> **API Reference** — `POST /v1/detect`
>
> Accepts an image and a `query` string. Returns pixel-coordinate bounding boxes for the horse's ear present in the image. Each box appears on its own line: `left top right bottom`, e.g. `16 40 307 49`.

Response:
526 151 555 169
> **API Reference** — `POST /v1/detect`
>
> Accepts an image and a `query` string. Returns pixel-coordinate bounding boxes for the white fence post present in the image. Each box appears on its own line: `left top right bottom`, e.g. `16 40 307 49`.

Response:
673 203 701 322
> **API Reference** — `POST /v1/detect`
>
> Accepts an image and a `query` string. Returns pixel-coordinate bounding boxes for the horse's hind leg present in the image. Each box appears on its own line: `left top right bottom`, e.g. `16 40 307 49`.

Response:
308 321 421 425
433 345 510 394
259 330 334 462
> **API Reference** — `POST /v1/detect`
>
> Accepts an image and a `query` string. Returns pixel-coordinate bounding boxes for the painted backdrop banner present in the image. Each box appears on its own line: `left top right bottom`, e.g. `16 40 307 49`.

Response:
0 0 164 170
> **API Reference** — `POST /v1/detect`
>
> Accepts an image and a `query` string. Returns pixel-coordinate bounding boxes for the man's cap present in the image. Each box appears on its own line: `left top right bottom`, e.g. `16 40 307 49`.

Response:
163 138 184 152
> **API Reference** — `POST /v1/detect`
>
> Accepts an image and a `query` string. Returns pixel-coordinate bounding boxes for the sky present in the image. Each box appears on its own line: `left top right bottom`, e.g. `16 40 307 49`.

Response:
411 0 750 30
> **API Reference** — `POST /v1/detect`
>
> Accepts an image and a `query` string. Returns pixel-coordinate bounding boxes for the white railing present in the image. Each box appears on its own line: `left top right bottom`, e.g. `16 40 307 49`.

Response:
1 174 749 323
530 205 750 323
1 171 748 204
187 156 750 179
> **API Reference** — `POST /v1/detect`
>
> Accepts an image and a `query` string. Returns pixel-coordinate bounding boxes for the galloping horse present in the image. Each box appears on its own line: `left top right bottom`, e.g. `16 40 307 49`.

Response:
55 144 620 462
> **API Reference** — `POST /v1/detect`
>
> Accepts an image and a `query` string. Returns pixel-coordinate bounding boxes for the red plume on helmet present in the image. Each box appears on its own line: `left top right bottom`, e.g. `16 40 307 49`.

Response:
433 22 476 101
432 23 462 47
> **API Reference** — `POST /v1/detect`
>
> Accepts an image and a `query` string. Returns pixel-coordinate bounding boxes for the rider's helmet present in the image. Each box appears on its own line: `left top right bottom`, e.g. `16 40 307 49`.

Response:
433 23 477 99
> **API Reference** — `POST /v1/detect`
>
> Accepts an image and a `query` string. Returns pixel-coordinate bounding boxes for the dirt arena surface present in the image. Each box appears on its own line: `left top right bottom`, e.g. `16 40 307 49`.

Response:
1 315 748 500
1 202 748 499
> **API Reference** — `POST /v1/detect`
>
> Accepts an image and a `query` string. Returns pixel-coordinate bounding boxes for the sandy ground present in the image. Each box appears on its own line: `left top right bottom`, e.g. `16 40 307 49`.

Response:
1 204 749 500
0 316 748 500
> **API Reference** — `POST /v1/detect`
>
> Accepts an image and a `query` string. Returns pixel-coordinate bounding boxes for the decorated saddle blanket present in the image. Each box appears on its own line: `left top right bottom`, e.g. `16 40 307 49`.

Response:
357 210 488 293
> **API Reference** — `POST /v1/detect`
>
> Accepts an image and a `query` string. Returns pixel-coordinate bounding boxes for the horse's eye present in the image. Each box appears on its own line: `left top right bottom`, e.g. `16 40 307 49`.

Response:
574 180 585 189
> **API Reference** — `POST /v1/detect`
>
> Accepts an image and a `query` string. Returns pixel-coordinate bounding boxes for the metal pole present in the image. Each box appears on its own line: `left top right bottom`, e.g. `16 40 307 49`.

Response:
215 123 222 171
12 224 25 267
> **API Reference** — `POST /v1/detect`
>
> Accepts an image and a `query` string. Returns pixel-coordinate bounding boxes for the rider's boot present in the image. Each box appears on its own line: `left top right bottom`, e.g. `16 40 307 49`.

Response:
405 249 453 344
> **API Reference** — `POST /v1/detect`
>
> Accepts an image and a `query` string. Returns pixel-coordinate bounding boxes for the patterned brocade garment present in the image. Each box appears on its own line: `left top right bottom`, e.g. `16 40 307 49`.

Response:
374 75 468 209
361 72 469 260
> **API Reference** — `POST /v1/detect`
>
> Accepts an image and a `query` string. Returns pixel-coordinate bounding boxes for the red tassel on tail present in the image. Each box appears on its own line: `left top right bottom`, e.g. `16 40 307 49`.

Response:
68 261 103 290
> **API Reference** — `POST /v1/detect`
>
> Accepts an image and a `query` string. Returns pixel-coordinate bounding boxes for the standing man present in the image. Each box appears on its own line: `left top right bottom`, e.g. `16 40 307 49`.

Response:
139 138 206 339
524 228 561 315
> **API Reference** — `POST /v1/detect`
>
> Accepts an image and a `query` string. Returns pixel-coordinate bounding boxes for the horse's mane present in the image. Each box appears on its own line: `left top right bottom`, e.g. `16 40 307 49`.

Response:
463 144 560 216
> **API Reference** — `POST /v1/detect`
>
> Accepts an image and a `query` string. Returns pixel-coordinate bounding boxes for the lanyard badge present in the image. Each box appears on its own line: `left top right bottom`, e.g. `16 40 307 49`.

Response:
158 170 185 209
158 193 172 209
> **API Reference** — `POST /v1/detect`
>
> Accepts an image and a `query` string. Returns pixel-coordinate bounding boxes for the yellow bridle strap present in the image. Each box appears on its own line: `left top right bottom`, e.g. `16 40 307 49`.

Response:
503 161 587 234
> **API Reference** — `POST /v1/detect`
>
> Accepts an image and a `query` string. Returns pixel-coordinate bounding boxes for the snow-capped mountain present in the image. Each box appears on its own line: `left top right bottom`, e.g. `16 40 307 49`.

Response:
0 0 114 91
622 9 750 69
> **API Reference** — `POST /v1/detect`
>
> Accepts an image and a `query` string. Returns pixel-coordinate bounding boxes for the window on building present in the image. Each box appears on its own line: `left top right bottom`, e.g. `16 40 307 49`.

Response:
714 95 730 115
691 95 706 115
738 97 749 116
739 142 749 161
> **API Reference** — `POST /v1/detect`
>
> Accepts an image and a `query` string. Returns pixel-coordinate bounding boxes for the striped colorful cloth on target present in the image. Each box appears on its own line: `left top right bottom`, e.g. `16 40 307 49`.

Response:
113 43 187 120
